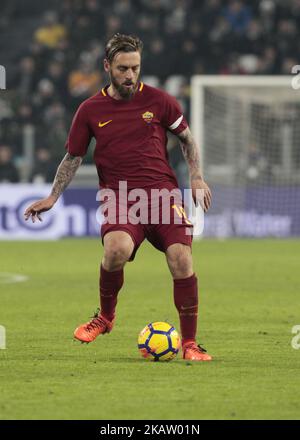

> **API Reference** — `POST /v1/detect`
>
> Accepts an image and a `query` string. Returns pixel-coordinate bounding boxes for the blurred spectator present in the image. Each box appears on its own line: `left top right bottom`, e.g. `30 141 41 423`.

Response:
177 39 198 75
45 61 68 101
27 41 51 78
258 0 276 33
143 38 171 79
0 98 13 121
281 57 298 75
68 59 102 105
220 53 246 74
30 148 57 183
46 119 69 162
257 46 278 74
209 16 231 44
243 19 264 55
238 54 259 74
16 57 37 99
0 0 17 30
222 0 252 34
135 14 158 41
201 0 222 29
34 11 67 49
105 15 122 40
32 79 58 120
43 101 66 126
9 102 35 155
0 145 19 183
114 0 137 34
113 0 133 16
86 40 104 68
276 19 298 57
70 14 98 52
2 0 300 182
165 0 189 34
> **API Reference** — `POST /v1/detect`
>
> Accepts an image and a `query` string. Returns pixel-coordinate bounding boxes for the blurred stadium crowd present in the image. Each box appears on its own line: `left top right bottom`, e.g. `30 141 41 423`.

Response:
0 0 299 182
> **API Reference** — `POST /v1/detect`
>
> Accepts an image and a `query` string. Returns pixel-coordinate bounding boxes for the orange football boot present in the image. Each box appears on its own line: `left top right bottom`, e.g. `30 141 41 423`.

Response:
183 342 212 361
74 311 114 343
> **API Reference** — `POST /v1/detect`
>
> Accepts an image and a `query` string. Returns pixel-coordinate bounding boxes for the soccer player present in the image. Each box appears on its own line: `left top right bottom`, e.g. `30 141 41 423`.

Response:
24 34 212 361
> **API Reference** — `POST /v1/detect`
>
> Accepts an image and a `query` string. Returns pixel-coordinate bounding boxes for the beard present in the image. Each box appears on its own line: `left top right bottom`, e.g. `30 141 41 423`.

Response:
110 72 139 100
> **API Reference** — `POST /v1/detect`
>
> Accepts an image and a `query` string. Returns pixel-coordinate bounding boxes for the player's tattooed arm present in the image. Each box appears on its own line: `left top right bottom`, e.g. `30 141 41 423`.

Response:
177 127 203 181
50 153 82 201
177 127 212 212
24 153 82 222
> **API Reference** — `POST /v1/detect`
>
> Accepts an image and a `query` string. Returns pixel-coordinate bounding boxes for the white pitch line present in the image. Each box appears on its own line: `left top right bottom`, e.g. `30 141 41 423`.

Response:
0 273 29 284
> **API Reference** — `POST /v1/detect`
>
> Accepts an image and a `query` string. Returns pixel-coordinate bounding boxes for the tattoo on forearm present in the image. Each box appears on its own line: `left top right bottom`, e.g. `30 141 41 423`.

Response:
50 153 82 200
177 127 203 180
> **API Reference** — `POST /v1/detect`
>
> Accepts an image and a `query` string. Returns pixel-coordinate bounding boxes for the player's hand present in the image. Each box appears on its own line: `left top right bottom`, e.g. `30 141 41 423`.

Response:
24 196 56 223
191 178 212 212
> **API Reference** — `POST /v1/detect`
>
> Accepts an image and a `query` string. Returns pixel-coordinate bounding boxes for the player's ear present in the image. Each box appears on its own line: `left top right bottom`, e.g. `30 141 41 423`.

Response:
103 59 110 73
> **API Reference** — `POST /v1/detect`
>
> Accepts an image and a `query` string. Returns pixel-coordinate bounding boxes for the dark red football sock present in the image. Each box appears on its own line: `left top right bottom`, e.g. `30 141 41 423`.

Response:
173 274 199 346
99 264 124 322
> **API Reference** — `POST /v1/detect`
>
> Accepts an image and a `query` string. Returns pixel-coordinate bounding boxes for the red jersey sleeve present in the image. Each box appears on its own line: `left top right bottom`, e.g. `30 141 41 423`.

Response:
161 92 188 135
65 102 92 157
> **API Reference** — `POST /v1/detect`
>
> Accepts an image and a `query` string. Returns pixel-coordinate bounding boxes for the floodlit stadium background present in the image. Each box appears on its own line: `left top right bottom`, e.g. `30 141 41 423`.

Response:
1 0 300 239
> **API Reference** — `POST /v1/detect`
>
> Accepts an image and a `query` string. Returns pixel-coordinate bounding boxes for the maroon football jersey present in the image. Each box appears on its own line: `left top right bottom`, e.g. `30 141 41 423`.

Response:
65 82 188 189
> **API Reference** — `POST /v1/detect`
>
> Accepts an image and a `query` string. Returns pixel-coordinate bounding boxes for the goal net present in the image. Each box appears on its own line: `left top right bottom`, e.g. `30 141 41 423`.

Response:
191 75 300 238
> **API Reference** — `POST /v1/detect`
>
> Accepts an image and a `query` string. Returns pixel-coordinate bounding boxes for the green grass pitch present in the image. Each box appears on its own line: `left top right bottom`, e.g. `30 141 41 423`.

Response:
0 239 300 420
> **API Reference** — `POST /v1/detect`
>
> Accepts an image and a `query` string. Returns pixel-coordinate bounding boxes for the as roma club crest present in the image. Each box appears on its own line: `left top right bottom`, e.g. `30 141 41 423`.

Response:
142 111 154 124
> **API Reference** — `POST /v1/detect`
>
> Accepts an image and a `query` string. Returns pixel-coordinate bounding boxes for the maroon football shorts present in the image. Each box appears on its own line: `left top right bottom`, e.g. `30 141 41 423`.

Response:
100 183 193 261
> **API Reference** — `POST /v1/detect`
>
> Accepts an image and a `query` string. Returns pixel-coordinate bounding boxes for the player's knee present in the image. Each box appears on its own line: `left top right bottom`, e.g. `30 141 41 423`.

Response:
102 231 134 270
103 243 132 270
166 245 193 279
172 257 193 279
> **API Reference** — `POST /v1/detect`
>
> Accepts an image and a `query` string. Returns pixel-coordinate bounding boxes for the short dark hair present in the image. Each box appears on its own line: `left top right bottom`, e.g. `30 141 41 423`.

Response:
105 33 143 63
